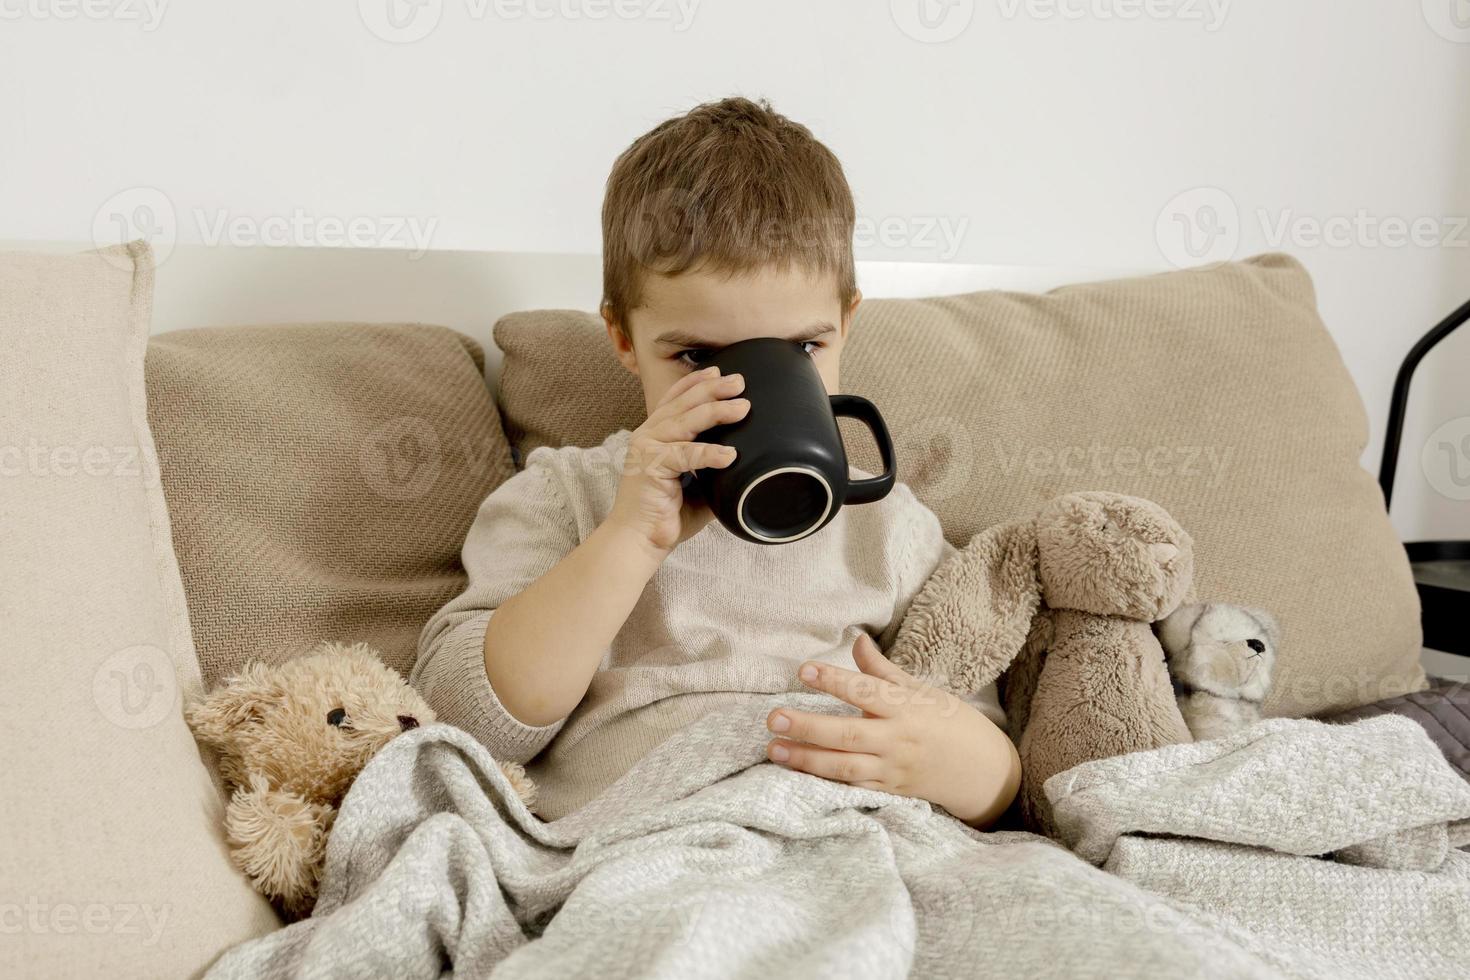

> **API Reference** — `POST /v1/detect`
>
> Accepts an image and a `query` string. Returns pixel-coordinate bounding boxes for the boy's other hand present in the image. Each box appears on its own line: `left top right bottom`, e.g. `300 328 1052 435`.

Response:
763 633 1022 829
607 365 750 556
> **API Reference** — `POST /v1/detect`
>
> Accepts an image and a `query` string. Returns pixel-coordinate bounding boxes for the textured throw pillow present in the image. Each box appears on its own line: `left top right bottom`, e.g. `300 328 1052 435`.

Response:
0 242 280 977
145 323 516 687
493 255 1425 718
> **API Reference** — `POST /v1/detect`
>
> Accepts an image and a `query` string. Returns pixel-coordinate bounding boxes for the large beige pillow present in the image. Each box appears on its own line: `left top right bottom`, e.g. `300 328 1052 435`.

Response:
0 243 279 977
493 255 1424 718
145 323 517 687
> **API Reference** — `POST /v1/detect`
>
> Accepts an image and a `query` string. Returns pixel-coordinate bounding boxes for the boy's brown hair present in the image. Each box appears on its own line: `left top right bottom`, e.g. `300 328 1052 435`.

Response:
601 97 857 334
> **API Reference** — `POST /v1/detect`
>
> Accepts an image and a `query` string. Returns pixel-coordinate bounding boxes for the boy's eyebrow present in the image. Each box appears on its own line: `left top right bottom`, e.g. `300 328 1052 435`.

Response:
652 322 837 348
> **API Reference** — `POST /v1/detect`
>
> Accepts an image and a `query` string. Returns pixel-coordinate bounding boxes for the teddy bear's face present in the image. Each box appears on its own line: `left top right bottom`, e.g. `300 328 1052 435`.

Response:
188 643 436 805
1035 492 1193 621
1157 603 1278 702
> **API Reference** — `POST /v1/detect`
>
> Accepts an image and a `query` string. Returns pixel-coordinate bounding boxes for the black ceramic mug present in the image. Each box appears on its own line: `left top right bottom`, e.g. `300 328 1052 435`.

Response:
682 336 896 544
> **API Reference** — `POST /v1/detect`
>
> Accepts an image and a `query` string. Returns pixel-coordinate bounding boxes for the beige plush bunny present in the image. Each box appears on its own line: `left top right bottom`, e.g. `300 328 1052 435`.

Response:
188 642 536 918
887 492 1195 837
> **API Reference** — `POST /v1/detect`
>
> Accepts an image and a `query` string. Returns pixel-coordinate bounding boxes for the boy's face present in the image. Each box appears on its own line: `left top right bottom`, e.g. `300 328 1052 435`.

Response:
605 264 861 416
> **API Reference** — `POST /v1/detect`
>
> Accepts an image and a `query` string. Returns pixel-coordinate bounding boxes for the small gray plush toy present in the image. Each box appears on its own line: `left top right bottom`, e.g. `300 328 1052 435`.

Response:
1155 603 1280 741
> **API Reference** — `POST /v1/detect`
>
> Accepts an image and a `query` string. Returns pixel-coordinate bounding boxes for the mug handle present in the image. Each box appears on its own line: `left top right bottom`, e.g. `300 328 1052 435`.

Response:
829 394 897 505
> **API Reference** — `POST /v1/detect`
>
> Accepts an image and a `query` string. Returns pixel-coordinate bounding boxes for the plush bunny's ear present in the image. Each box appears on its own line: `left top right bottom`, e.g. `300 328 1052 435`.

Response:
185 662 282 747
887 519 1042 695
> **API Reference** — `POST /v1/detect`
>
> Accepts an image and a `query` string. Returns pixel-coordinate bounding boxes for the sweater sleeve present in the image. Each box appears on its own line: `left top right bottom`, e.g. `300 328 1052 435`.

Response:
881 487 1008 732
411 459 579 764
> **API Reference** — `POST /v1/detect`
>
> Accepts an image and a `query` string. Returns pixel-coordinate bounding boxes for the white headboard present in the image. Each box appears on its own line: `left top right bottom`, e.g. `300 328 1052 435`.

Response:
4 241 1145 377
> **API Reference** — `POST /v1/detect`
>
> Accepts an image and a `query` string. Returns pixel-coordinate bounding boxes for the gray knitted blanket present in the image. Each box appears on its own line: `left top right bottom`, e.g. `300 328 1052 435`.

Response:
205 694 1470 979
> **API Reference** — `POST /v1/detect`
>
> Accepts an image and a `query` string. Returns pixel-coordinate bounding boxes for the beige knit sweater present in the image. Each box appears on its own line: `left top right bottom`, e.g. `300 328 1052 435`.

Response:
413 428 1004 821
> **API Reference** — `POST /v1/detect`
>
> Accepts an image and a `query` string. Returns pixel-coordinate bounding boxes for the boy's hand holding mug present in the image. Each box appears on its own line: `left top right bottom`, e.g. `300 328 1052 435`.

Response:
606 337 898 560
606 365 749 557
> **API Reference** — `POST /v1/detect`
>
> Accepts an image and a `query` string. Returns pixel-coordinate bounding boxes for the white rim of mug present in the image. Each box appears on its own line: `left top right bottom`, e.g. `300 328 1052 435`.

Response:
736 465 834 544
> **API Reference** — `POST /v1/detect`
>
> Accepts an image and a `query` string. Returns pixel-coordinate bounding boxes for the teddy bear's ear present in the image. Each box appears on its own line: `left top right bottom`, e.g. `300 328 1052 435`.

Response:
1155 603 1206 658
185 662 283 747
888 518 1042 695
1241 607 1281 648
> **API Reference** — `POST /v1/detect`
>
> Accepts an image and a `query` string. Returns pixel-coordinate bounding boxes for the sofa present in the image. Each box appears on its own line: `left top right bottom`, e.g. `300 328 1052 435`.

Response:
2 241 1459 978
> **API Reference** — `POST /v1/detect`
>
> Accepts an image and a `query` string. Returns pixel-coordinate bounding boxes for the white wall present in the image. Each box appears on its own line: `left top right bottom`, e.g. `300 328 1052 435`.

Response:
1 0 1466 541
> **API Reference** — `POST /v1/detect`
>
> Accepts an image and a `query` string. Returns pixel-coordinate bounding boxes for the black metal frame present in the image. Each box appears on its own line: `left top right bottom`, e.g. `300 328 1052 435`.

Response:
1378 297 1470 658
1378 296 1470 508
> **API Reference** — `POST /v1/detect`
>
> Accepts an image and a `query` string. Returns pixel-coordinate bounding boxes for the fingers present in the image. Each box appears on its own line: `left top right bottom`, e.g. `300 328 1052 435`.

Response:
766 707 888 755
795 660 903 718
635 368 749 474
632 439 737 479
766 739 887 789
654 364 721 409
651 367 742 418
649 371 750 442
851 633 920 689
660 397 751 443
659 367 744 415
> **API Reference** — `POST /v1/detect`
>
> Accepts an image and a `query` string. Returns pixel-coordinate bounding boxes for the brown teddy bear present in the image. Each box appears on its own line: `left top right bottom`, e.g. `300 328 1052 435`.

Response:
887 491 1195 837
188 641 536 918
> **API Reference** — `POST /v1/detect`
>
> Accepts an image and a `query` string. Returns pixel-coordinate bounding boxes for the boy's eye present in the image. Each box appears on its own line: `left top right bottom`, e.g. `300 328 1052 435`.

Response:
675 340 822 370
675 348 717 369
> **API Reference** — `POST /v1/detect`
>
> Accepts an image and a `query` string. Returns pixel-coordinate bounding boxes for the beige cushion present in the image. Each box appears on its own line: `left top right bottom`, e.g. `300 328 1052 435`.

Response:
0 242 279 977
145 323 516 687
493 255 1425 718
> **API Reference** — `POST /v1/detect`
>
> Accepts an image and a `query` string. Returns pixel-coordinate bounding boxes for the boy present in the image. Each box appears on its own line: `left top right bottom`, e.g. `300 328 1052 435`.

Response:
413 97 1019 827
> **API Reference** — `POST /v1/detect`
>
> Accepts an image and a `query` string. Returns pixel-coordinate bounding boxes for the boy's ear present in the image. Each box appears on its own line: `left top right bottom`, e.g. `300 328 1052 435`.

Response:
840 289 863 338
602 304 639 376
